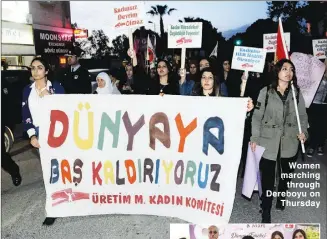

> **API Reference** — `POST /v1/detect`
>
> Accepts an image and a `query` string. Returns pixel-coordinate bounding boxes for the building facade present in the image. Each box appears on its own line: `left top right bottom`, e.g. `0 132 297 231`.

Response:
29 1 73 69
1 1 35 67
1 1 73 69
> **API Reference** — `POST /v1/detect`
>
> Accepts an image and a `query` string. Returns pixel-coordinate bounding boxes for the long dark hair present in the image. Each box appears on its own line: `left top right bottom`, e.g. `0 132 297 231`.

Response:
194 67 221 96
271 231 284 239
270 58 299 91
30 57 52 81
155 59 176 84
292 229 307 239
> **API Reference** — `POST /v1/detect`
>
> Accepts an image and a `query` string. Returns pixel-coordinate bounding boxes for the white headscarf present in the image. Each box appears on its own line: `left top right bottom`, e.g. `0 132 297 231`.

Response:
96 72 120 94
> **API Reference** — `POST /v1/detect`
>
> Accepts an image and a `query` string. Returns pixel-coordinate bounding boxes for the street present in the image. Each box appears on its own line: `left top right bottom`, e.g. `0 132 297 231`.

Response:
1 144 326 239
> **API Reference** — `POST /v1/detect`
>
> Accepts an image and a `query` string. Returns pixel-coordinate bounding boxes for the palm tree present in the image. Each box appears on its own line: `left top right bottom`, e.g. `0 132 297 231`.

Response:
147 5 177 37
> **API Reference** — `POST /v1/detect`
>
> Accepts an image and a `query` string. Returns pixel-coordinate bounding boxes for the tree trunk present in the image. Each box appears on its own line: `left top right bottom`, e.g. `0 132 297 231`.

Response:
160 16 164 37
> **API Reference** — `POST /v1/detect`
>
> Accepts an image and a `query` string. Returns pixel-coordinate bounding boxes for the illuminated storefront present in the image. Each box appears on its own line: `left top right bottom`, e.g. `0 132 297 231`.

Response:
1 1 35 67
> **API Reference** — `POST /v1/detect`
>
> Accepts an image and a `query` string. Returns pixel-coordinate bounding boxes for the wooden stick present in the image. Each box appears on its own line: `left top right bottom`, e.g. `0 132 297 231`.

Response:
181 48 186 69
291 82 305 153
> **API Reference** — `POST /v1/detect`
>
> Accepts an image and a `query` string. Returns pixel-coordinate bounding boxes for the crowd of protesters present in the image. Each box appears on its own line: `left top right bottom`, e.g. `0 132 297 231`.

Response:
1 46 326 225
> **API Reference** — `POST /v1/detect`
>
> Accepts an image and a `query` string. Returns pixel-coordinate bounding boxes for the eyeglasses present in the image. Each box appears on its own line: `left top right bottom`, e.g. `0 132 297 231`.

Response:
209 231 217 234
223 63 230 66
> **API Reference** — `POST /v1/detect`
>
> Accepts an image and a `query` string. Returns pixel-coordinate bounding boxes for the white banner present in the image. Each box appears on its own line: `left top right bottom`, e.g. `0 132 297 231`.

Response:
38 95 248 224
290 52 326 108
168 23 203 48
110 2 145 31
231 46 267 73
263 32 290 53
312 39 327 59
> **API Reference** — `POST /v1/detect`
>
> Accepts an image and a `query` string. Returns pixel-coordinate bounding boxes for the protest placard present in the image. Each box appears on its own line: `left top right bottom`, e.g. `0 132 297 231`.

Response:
168 23 203 49
231 46 267 73
312 39 327 59
290 52 326 108
38 95 248 224
110 2 145 66
168 22 202 69
110 3 145 31
263 32 290 53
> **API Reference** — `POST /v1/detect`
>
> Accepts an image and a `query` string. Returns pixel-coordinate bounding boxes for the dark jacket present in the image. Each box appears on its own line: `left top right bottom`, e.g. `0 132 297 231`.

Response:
22 81 65 138
221 70 240 97
55 66 91 94
147 72 180 95
118 65 149 95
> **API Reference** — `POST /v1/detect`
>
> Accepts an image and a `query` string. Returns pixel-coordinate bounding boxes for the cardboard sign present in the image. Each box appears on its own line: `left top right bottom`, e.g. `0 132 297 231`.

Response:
263 32 290 53
38 95 248 224
290 52 326 108
231 46 267 73
168 23 202 48
111 3 145 31
312 39 327 59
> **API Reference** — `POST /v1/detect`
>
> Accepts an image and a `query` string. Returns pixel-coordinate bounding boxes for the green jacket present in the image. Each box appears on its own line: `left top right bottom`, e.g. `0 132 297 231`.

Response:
251 86 308 161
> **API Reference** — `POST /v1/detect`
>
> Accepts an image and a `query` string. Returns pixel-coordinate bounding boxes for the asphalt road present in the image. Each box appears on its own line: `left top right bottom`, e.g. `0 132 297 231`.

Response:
1 146 326 239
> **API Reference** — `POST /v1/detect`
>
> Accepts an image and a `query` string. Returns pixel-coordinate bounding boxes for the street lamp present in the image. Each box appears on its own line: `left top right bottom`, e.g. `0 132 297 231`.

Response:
148 21 156 32
235 39 242 46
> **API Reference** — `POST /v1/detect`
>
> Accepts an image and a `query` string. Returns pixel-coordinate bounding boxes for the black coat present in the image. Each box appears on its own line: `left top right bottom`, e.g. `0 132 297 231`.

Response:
55 66 91 94
118 65 149 95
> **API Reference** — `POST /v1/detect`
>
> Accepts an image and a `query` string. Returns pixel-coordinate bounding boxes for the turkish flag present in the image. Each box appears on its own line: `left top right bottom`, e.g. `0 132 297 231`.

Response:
275 17 289 62
148 48 154 62
146 35 156 63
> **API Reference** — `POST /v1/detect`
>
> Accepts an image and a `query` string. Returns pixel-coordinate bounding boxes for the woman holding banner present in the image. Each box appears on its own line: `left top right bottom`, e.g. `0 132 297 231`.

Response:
94 72 121 95
147 59 179 96
197 58 228 96
191 67 254 112
250 59 308 223
22 57 65 226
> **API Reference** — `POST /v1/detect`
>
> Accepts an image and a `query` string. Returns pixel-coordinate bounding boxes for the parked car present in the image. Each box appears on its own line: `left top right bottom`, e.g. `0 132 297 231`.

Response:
1 66 32 139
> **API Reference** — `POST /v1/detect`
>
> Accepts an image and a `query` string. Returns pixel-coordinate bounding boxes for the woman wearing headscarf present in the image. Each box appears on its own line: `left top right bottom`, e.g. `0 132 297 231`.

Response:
22 57 65 226
250 59 308 223
94 72 120 94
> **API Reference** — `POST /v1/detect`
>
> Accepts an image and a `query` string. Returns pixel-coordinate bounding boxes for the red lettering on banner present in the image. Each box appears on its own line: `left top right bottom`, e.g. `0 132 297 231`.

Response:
92 162 103 185
48 110 69 148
